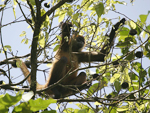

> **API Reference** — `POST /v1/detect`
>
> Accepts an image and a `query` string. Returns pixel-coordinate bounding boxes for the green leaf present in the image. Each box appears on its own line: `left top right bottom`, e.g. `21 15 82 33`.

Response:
119 27 130 36
83 1 93 11
114 81 121 92
0 102 7 113
0 93 22 107
139 14 148 23
132 62 141 73
42 110 56 113
42 15 50 29
13 0 17 6
29 98 56 112
73 13 79 20
53 45 60 52
78 109 86 113
25 39 29 44
117 106 128 112
125 51 135 61
29 98 57 111
147 25 150 31
129 72 138 80
116 41 131 48
4 45 12 51
129 82 139 91
13 102 31 113
119 27 130 41
56 35 62 41
20 31 26 37
110 73 120 83
58 13 65 22
87 81 107 97
94 2 104 17
21 39 25 43
39 35 45 48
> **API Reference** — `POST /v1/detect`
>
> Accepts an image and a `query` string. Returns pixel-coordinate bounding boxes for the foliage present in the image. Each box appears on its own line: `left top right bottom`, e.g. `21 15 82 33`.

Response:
0 0 150 112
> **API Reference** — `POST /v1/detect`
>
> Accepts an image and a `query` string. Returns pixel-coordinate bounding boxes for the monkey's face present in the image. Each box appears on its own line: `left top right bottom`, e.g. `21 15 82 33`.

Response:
72 35 85 52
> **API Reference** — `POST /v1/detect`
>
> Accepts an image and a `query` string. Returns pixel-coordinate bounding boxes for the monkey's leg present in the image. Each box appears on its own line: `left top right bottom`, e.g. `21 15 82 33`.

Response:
72 72 86 85
48 56 68 99
61 72 87 97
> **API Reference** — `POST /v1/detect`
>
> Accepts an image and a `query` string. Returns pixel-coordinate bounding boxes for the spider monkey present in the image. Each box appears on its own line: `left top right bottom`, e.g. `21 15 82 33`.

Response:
12 18 126 99
45 22 87 98
14 22 87 99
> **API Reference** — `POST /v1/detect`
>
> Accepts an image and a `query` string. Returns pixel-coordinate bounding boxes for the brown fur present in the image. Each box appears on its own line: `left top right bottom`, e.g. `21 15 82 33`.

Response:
16 22 86 98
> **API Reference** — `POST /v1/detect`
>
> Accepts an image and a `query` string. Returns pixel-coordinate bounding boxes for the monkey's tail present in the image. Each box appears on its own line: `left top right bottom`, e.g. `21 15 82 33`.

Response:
14 59 46 90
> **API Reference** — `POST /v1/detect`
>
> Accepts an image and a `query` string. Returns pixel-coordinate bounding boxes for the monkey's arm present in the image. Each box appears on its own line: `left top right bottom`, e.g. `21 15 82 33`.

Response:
60 22 72 51
77 18 126 63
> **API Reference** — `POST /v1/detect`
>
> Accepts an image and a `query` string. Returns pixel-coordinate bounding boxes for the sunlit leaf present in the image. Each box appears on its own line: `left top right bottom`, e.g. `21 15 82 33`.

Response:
21 39 25 43
58 13 65 22
130 20 136 29
110 73 120 83
47 63 52 67
13 0 17 6
39 35 45 48
56 35 62 41
21 91 34 102
29 98 56 112
117 106 128 112
13 8 16 19
94 101 101 105
119 27 130 36
20 31 26 37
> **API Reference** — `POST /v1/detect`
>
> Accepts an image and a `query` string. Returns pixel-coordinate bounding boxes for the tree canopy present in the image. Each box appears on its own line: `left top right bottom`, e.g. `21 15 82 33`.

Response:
0 0 150 113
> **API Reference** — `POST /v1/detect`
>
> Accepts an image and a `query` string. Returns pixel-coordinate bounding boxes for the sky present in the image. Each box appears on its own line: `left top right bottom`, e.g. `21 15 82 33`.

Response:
1 0 150 58
0 0 150 110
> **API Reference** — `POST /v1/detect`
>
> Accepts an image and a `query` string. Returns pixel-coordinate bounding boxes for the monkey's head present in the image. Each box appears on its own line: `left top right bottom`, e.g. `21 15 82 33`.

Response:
71 35 85 52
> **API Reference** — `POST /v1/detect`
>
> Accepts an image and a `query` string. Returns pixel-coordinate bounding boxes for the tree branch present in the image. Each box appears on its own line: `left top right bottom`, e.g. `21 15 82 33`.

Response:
41 0 71 22
30 0 41 98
